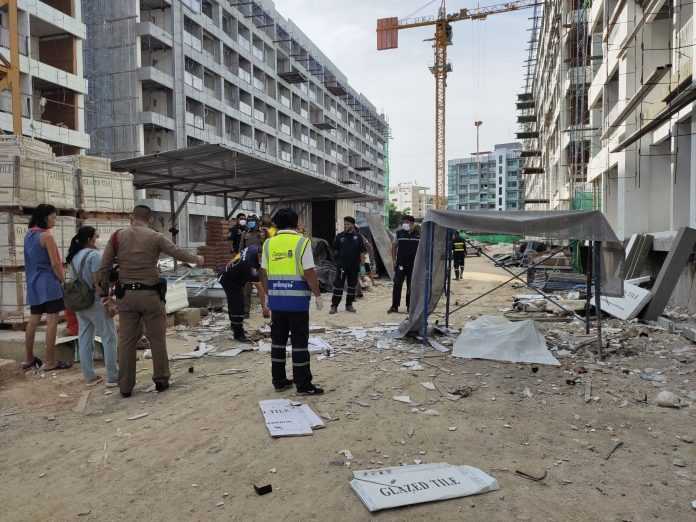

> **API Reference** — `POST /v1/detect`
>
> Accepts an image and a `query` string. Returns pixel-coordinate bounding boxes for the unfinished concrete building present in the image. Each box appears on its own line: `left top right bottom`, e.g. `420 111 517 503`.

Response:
522 0 696 311
518 0 595 211
82 0 388 246
0 0 89 154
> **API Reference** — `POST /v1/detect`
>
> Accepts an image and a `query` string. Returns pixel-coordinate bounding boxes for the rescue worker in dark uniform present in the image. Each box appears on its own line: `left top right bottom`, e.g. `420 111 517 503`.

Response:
452 231 467 280
330 216 366 314
98 205 203 398
388 215 420 313
228 212 247 254
240 214 263 317
261 208 324 395
219 245 270 342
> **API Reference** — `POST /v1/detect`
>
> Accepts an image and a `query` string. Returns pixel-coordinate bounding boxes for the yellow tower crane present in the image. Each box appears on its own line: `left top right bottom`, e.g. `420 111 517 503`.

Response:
377 0 540 209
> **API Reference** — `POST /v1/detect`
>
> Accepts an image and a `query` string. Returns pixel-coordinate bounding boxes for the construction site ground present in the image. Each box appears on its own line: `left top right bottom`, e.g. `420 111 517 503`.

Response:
1 256 695 521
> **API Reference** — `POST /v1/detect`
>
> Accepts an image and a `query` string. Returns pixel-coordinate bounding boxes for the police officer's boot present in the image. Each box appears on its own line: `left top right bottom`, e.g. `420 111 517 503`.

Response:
233 326 251 343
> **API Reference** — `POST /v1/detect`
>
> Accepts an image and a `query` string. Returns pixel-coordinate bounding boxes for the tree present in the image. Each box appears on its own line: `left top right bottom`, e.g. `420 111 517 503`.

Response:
388 203 410 230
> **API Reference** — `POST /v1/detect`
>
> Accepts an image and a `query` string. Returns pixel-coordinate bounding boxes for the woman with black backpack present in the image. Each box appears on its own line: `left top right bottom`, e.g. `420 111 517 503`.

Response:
66 226 118 387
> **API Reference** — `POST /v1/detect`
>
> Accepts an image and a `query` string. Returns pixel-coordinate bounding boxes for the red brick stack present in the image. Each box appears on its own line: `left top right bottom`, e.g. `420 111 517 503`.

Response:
197 218 232 270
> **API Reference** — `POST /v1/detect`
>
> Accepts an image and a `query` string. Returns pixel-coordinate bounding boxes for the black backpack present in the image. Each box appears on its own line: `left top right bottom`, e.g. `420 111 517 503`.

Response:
63 251 96 311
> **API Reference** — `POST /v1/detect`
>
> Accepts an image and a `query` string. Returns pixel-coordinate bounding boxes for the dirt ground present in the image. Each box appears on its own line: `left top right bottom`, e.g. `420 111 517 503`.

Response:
1 256 696 521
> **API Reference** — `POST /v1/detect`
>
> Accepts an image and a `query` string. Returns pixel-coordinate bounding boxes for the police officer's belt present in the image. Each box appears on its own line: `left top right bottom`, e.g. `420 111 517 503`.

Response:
121 282 160 291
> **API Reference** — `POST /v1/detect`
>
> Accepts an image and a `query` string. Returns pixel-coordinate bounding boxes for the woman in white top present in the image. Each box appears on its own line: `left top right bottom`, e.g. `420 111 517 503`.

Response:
66 226 118 387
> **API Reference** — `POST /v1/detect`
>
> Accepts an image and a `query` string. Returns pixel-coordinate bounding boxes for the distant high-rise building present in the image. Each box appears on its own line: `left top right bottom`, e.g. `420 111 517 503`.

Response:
389 182 433 220
448 142 522 211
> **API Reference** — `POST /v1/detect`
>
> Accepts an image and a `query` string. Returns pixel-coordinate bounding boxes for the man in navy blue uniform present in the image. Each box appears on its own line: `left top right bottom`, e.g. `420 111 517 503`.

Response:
330 216 366 314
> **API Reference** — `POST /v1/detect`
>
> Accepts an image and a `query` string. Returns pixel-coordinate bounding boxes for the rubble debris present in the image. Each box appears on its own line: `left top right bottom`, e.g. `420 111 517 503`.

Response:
452 316 559 366
448 427 457 432
254 484 272 496
393 396 413 404
452 386 474 398
655 391 683 409
601 282 652 321
605 441 624 460
73 391 91 414
514 469 547 482
127 413 149 421
643 227 696 320
402 361 424 371
259 399 324 437
350 463 498 512
420 382 436 391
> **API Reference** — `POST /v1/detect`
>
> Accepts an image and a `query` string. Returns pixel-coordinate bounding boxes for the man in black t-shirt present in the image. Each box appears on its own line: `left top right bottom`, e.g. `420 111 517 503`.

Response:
388 215 420 313
330 216 366 314
219 245 269 342
228 213 247 254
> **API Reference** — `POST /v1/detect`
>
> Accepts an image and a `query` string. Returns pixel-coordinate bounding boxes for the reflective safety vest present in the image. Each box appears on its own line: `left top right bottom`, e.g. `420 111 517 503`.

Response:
264 232 311 312
453 241 466 252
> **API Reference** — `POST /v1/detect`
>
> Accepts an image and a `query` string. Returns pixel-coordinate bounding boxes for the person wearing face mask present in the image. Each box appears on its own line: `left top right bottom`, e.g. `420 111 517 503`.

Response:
388 215 420 314
229 213 247 254
240 215 264 317
329 216 366 314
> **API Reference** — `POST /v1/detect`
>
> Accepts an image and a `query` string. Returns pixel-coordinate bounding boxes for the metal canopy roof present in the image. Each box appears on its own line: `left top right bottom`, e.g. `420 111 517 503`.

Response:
111 143 378 204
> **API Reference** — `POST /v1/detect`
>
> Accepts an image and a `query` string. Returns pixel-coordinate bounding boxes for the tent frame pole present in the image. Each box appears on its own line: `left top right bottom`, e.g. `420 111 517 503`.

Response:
585 241 593 334
445 229 453 328
422 223 435 339
593 241 604 359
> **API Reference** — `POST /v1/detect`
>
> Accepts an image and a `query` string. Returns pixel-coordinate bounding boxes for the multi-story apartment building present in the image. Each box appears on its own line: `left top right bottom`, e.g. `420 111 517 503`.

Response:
389 182 433 220
0 0 89 154
585 0 695 239
83 0 387 246
448 143 523 211
519 0 594 211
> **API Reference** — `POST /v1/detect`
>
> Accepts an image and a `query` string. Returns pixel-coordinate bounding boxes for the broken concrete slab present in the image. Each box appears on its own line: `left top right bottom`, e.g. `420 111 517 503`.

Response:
642 227 696 321
601 282 652 320
174 308 202 328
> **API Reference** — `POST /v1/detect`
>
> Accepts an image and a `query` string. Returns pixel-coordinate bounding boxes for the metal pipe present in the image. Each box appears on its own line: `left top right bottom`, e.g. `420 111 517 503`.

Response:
445 229 453 328
593 241 604 359
422 222 434 339
585 241 592 334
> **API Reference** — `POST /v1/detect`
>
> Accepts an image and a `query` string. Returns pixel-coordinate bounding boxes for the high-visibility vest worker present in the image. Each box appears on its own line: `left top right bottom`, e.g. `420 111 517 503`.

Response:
453 240 466 253
264 233 312 312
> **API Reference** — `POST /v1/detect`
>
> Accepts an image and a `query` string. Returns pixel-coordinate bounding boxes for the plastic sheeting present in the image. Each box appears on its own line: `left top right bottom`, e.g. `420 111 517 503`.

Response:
451 316 560 366
398 209 625 337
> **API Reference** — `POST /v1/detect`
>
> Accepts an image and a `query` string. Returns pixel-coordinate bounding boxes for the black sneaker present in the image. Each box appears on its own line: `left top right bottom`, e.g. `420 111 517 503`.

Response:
297 384 324 395
387 307 398 314
346 305 357 313
234 333 252 343
329 307 338 315
120 391 132 398
155 381 169 393
274 379 294 392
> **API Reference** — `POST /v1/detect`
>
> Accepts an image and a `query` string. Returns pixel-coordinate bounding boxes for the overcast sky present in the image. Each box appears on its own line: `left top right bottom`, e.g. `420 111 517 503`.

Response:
272 0 531 190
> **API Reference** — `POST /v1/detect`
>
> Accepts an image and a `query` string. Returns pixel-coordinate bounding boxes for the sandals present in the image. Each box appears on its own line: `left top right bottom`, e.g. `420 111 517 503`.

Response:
21 356 42 370
86 376 104 387
41 360 73 372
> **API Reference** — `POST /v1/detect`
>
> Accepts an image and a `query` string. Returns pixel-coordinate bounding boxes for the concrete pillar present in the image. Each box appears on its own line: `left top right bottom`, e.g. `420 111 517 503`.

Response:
690 116 696 228
671 119 692 229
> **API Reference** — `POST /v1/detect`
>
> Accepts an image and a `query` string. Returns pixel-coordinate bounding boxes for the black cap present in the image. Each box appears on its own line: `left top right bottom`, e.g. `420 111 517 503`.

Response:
344 216 356 224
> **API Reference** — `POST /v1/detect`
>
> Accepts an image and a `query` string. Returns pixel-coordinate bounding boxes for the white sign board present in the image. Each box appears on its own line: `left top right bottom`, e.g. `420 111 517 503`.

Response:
350 463 498 512
600 282 652 320
259 399 324 438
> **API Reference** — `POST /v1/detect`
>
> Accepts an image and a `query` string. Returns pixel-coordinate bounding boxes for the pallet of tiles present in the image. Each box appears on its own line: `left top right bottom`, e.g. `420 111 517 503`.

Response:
0 157 76 210
0 270 27 323
0 135 54 161
58 155 135 214
0 213 75 267
81 217 130 250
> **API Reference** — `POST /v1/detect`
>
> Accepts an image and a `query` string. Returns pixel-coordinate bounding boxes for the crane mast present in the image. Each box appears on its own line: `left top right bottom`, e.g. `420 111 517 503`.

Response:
377 0 539 210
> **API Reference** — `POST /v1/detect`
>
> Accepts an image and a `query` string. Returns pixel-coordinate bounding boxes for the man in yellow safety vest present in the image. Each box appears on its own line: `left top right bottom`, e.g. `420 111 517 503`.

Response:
260 208 324 395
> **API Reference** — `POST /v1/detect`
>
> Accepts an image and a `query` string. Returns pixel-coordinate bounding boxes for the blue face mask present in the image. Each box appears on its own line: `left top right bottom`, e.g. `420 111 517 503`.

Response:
248 221 257 230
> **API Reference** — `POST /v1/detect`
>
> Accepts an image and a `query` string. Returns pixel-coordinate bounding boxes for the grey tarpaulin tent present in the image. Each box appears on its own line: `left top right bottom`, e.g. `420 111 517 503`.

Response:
397 209 625 340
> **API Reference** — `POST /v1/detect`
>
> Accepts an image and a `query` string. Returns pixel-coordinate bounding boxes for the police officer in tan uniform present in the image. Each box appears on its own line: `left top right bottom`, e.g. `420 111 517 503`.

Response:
98 205 203 398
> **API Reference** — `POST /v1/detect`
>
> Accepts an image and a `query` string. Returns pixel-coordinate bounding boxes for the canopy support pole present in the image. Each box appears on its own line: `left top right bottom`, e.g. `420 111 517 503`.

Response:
421 222 435 340
444 229 453 329
585 241 593 334
223 192 229 220
226 190 249 219
593 241 604 359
